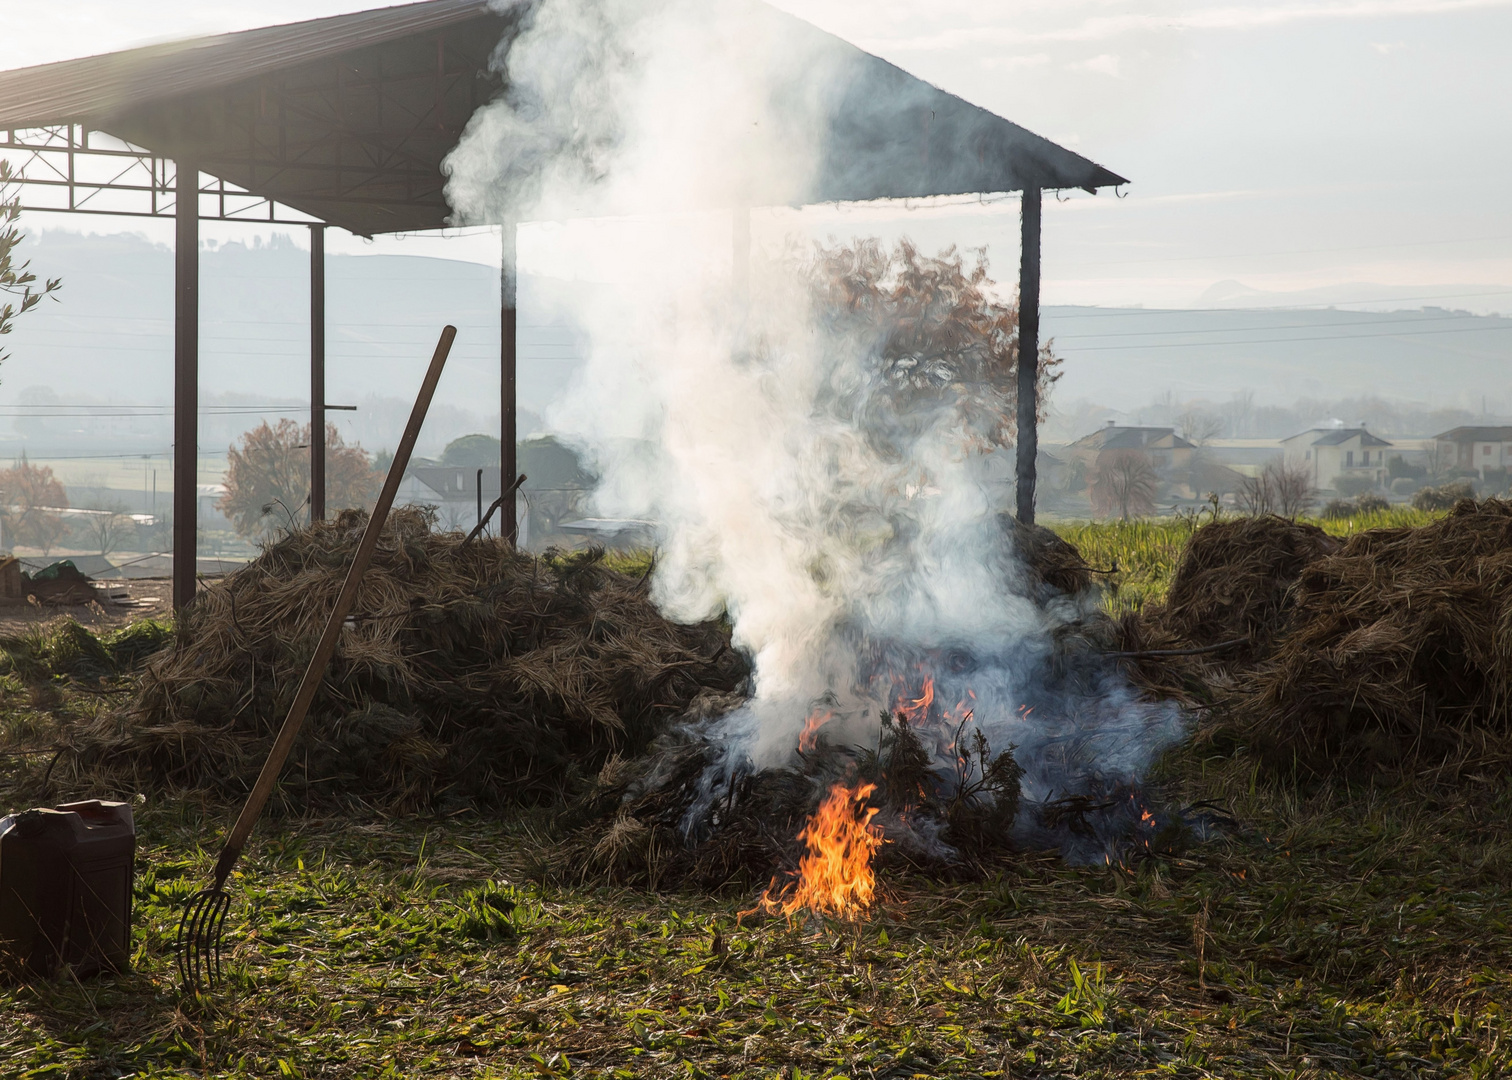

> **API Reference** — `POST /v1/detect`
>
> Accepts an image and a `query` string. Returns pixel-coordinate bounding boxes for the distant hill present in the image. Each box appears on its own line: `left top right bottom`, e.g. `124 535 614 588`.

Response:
4 230 1508 456
0 231 582 456
1041 302 1511 421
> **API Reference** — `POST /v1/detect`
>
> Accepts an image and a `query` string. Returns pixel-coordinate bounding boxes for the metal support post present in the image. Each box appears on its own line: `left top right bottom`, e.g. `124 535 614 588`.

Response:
310 224 326 521
173 161 199 610
1014 186 1042 526
501 224 518 544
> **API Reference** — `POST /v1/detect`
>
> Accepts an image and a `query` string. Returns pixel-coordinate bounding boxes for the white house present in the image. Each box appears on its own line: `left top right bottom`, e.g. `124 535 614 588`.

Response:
1281 427 1393 491
1433 426 1512 479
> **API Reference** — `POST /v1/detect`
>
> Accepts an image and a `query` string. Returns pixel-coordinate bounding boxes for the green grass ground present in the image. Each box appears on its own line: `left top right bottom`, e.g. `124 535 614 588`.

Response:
3 511 1507 1079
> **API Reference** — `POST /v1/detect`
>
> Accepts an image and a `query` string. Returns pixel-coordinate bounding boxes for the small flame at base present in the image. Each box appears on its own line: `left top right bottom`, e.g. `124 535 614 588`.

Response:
756 782 883 921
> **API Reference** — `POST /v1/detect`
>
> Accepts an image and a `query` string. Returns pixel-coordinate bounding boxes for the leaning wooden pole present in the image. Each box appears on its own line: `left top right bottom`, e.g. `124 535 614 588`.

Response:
1015 185 1043 526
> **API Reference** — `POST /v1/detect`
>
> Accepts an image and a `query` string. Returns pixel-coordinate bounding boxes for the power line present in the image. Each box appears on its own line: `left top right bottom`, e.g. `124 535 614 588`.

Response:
1063 323 1512 352
1041 288 1512 319
1054 311 1500 342
1054 233 1512 267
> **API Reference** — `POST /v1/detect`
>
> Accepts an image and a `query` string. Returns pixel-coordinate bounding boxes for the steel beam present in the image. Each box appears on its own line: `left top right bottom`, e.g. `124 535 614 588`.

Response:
3 127 319 225
500 224 518 544
173 162 199 610
310 223 326 522
1014 186 1042 526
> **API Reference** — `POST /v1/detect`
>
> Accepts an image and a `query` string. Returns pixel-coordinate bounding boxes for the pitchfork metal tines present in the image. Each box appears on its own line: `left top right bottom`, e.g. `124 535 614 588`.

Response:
175 853 234 989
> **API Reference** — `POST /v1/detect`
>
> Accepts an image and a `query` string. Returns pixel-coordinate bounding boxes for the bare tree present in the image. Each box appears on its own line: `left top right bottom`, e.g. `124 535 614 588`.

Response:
1237 472 1274 517
85 502 133 556
1176 410 1224 447
1273 460 1316 518
1238 461 1315 519
1425 439 1458 483
1091 449 1158 520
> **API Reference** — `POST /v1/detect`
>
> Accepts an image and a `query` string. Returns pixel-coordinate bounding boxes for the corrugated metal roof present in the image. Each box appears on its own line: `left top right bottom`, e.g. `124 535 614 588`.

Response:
0 0 1126 233
0 0 498 129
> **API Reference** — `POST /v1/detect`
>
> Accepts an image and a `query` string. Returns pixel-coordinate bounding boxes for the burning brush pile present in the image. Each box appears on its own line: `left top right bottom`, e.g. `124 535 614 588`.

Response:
1127 499 1512 777
58 508 747 810
549 529 1196 901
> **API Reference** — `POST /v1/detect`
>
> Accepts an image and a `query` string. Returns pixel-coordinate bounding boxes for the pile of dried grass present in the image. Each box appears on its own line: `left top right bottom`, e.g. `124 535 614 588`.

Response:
58 508 747 809
1116 516 1339 703
1227 499 1512 774
1004 516 1097 600
1147 516 1339 661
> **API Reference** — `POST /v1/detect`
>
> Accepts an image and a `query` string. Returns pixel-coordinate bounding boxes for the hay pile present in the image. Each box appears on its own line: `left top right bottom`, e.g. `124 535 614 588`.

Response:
1114 516 1337 703
1229 499 1512 774
1003 515 1097 600
1124 502 1512 775
60 508 747 809
1145 516 1339 661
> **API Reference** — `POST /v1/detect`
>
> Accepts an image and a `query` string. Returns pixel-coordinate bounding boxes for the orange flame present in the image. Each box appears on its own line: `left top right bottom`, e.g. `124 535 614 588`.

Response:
757 782 882 920
798 708 833 753
896 676 935 724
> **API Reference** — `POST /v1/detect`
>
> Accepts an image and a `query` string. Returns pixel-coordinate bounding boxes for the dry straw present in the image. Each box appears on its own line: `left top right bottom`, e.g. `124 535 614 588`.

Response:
59 507 748 810
1127 500 1512 777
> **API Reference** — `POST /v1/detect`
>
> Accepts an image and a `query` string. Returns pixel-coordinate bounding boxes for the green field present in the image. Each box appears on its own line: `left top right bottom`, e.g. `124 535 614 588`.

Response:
1049 506 1443 616
2 509 1508 1079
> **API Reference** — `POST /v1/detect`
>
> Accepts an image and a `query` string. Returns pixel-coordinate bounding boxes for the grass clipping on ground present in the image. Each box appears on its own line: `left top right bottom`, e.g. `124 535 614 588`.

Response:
57 508 747 810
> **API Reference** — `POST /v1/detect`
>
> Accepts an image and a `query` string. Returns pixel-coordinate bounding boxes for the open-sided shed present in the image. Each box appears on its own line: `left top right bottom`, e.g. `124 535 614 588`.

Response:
0 0 1126 607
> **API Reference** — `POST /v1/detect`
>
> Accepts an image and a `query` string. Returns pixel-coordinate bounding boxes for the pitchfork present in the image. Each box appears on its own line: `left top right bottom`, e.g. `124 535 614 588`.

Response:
175 326 456 991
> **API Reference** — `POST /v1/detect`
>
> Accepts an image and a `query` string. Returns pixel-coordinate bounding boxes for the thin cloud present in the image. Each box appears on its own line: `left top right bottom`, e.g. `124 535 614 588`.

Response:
981 52 1053 71
863 0 1512 52
1069 53 1123 76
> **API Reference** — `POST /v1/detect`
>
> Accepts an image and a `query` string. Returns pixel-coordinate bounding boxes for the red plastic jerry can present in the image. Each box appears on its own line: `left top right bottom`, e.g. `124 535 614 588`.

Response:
0 799 136 979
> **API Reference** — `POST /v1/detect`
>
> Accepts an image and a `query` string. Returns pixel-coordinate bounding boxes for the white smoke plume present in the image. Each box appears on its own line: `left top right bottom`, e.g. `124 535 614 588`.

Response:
445 0 1185 849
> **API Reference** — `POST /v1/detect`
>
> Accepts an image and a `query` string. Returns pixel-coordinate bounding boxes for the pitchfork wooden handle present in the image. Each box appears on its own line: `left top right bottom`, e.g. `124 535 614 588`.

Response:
210 325 457 888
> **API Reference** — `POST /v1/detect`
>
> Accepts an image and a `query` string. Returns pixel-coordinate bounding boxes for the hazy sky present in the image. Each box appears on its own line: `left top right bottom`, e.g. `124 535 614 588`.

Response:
4 0 1511 311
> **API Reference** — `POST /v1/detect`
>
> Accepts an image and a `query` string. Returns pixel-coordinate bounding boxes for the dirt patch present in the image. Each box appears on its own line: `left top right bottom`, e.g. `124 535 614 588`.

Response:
0 578 169 636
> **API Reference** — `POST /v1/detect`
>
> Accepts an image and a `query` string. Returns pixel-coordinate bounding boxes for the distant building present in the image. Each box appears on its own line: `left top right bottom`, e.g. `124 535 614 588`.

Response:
1281 428 1392 491
1065 423 1196 473
1433 426 1512 479
1064 424 1200 514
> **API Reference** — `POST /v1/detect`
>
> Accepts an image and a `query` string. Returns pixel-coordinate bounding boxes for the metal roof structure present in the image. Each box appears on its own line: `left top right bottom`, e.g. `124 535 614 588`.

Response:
0 0 1124 235
0 1 516 234
0 0 1129 606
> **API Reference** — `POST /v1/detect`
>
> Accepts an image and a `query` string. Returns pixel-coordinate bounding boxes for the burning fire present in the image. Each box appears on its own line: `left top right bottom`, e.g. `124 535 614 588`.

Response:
757 782 883 920
896 675 935 725
797 708 833 753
